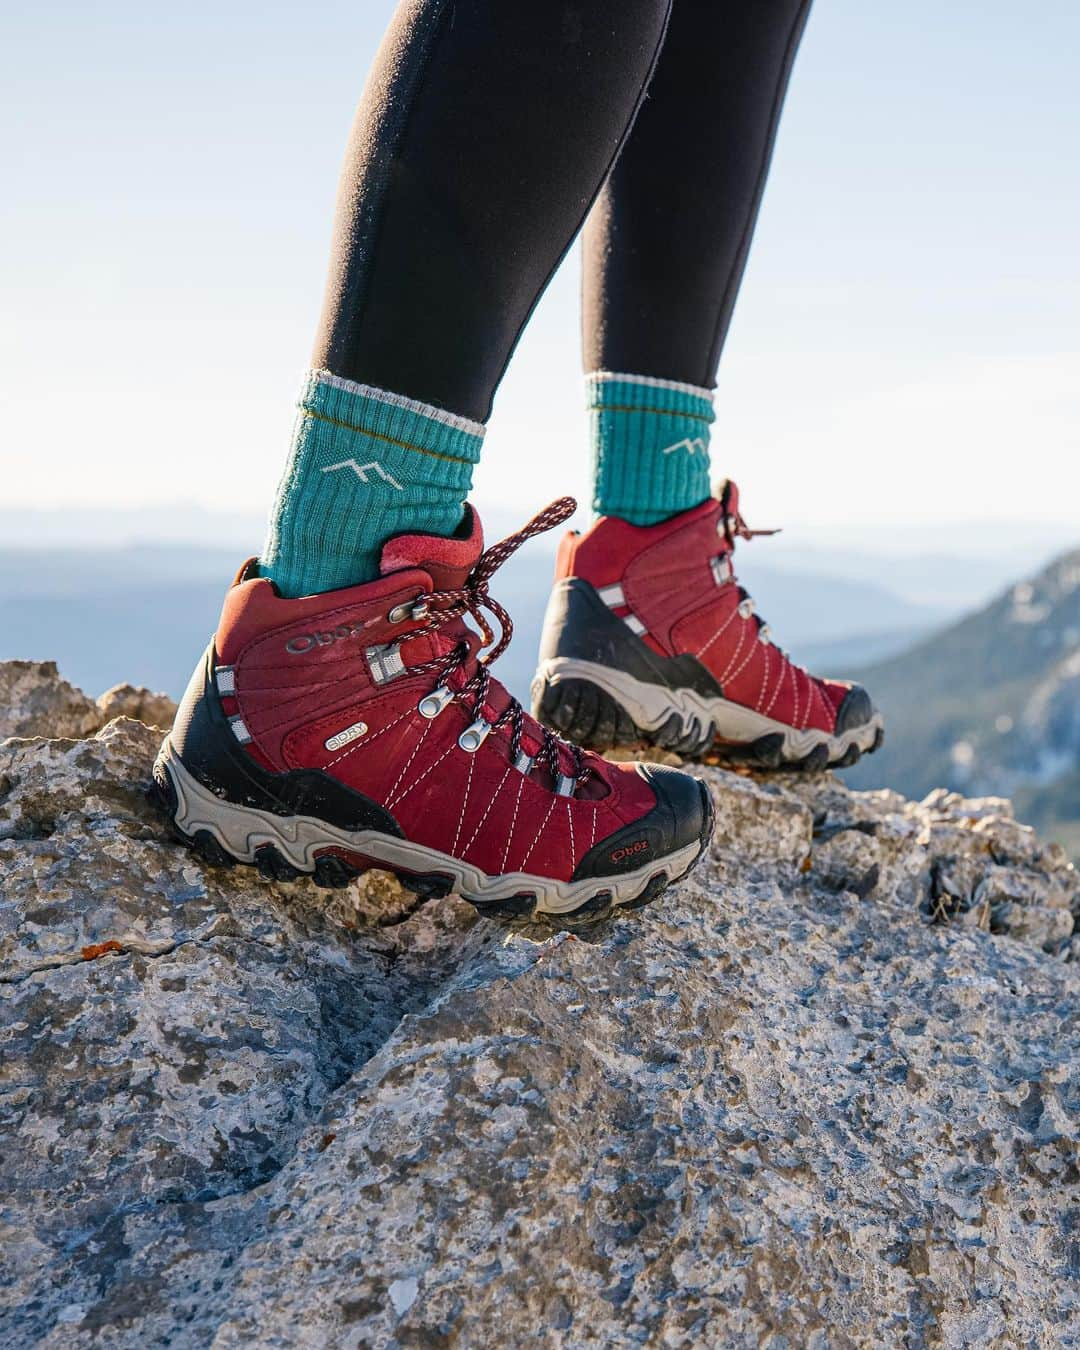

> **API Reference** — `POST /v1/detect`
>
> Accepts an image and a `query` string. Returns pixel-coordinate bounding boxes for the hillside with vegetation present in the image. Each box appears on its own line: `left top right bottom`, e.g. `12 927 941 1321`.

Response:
847 548 1080 857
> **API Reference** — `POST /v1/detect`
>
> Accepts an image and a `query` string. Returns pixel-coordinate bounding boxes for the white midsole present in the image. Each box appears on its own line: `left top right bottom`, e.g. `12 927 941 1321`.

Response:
535 658 883 760
157 746 703 918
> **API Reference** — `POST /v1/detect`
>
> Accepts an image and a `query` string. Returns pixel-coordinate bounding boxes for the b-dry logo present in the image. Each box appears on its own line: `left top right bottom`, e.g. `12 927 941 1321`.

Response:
324 721 368 752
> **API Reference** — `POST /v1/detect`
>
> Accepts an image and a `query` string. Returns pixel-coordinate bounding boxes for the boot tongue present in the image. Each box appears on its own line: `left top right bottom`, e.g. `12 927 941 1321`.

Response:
379 504 485 590
715 477 740 521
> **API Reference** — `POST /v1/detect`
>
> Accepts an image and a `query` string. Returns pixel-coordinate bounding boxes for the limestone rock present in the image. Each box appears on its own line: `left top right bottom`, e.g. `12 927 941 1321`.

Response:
95 682 178 729
0 662 1077 1347
0 660 177 741
0 660 102 740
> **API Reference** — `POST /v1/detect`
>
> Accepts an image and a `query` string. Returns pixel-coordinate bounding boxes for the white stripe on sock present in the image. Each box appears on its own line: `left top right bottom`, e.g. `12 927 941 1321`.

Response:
311 370 487 437
586 370 715 402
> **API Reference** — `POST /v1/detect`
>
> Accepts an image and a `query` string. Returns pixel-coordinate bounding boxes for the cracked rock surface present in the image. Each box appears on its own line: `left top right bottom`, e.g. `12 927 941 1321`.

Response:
0 664 1077 1347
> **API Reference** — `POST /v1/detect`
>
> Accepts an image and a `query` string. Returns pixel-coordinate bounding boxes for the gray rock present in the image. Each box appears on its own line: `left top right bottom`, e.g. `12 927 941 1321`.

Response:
0 660 177 741
0 660 102 740
95 683 178 730
0 663 1077 1347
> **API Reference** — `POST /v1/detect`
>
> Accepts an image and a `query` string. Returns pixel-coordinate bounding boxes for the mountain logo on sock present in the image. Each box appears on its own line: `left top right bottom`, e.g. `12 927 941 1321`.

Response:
321 459 404 490
660 437 708 457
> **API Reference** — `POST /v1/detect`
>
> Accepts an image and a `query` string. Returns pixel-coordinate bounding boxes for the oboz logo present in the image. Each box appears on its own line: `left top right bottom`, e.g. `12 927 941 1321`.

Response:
286 622 369 655
610 839 649 864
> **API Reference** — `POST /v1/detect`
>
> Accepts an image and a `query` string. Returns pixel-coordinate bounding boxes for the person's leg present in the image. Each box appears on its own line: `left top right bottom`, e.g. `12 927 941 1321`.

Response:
262 0 673 598
156 0 716 925
581 0 812 525
535 0 883 770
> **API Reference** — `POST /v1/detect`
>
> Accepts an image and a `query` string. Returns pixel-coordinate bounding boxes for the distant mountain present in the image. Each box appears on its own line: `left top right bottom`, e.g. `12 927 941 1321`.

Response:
730 559 950 655
1 543 953 708
0 545 558 704
0 506 266 554
763 534 1077 611
2 549 238 699
846 548 1080 858
5 503 1077 610
795 625 937 674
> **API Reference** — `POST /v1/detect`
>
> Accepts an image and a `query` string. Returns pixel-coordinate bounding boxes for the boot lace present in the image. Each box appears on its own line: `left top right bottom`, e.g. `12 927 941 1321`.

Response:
405 497 591 791
717 494 790 655
720 504 781 549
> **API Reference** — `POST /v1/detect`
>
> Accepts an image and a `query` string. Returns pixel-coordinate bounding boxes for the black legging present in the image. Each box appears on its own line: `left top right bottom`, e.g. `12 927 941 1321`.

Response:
313 0 812 422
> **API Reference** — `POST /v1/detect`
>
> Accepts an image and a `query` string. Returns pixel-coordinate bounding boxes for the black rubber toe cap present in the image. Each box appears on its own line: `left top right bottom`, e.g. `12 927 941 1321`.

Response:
570 763 713 882
835 683 875 734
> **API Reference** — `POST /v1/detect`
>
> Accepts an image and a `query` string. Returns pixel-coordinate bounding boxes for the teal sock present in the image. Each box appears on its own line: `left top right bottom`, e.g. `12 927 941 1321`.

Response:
587 370 715 526
261 370 484 597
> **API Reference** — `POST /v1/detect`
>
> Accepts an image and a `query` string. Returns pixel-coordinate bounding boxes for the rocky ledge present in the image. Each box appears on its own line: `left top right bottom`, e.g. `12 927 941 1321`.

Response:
0 662 1076 1347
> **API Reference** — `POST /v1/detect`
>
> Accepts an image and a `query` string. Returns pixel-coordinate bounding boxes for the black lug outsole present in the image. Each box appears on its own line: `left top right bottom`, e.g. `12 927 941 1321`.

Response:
149 764 710 930
556 890 615 930
535 677 881 774
620 871 669 913
313 855 360 889
470 891 537 921
255 843 303 883
191 828 235 869
398 872 456 901
797 744 831 775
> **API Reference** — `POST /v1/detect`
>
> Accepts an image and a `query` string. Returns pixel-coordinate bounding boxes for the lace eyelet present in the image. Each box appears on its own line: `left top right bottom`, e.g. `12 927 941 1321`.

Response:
418 685 454 718
738 598 755 619
710 555 732 586
555 773 577 798
458 718 492 752
388 597 429 623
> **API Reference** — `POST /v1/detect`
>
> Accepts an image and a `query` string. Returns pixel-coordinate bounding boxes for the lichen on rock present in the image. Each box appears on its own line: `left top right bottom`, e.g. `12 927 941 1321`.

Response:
0 662 1076 1347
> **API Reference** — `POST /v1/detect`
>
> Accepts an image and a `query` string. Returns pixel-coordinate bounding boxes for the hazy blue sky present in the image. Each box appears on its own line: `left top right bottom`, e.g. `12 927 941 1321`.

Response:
3 1 1078 534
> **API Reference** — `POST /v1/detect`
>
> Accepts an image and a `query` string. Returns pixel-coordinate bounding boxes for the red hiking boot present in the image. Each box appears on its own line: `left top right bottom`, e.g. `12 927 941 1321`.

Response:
153 499 712 923
532 482 884 770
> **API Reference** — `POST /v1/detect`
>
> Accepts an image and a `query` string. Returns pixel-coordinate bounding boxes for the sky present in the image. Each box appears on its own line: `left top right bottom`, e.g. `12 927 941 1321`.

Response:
2 0 1078 537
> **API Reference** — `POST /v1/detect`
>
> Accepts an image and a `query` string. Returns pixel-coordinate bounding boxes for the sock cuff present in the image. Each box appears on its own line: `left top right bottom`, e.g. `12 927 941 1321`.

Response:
261 372 482 596
299 370 485 468
586 370 714 526
586 370 715 423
